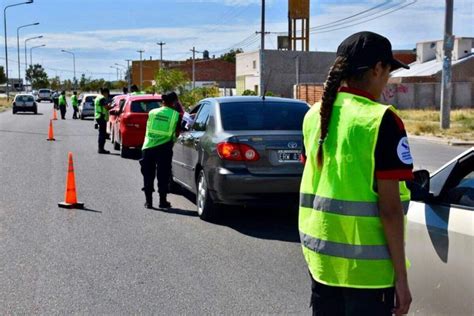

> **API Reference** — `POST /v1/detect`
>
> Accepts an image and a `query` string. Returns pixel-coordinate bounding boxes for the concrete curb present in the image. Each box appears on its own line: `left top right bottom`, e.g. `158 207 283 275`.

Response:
409 134 474 147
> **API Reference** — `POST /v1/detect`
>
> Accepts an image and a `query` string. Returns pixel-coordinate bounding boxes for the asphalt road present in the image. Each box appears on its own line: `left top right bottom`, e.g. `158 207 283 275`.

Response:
0 102 468 314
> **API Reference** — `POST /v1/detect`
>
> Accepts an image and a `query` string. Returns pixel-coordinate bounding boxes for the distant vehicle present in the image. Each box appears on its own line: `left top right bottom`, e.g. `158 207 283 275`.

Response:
32 90 38 98
12 94 37 114
110 94 162 158
407 148 473 315
37 89 52 102
107 94 127 137
78 93 99 119
171 96 310 221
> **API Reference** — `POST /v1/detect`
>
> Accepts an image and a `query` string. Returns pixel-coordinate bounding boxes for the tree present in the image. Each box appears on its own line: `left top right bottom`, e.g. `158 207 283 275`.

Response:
153 68 189 94
180 87 220 109
26 64 49 89
79 74 90 91
50 76 61 91
220 49 243 64
0 66 6 84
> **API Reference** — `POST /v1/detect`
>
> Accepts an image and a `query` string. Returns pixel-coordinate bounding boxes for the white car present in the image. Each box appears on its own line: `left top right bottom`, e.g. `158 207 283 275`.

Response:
37 88 52 102
78 93 99 120
407 147 473 315
12 94 37 114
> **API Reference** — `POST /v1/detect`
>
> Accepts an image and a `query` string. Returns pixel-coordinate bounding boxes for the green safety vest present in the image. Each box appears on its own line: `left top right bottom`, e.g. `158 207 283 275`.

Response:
94 95 109 121
58 95 66 106
142 106 179 150
71 95 78 107
299 92 411 289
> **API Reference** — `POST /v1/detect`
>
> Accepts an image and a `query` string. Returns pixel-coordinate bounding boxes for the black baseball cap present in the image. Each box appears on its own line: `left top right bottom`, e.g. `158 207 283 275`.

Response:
337 31 410 72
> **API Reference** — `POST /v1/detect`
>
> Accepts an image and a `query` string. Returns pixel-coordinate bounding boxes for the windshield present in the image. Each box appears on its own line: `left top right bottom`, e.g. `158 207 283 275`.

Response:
220 101 309 131
16 95 34 102
131 100 162 113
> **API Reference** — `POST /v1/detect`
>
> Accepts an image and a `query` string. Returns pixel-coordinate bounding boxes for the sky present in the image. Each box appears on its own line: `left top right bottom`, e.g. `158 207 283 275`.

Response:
1 0 472 81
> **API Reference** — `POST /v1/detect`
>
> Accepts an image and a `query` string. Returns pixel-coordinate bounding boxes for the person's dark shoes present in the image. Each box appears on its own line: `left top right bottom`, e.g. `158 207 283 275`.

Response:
98 149 110 154
145 193 153 209
159 194 171 209
159 200 172 209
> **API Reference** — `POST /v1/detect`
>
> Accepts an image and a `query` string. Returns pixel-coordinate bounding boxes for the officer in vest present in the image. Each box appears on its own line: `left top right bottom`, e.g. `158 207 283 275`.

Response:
71 91 79 119
94 88 112 154
130 84 144 95
58 91 67 120
140 92 181 209
300 32 414 316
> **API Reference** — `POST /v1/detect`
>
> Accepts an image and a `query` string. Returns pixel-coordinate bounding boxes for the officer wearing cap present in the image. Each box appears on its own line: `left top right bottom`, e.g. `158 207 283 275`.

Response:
299 32 413 315
140 92 181 209
94 88 112 154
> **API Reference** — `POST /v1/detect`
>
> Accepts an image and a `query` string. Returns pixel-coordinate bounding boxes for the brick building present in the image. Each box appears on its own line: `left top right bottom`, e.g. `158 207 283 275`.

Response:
131 58 235 89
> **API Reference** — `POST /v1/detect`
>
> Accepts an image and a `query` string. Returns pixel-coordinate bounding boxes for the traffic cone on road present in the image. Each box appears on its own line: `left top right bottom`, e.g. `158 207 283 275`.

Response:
46 119 56 141
58 152 84 209
52 108 58 120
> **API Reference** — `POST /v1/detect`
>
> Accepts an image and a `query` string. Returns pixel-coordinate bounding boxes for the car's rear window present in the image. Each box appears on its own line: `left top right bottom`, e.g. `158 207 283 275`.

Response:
85 96 96 103
17 95 34 102
39 89 50 93
131 100 161 113
220 101 309 131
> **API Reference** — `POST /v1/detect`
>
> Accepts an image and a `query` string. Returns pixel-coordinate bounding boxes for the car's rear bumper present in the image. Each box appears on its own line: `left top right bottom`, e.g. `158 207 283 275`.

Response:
80 108 95 117
13 105 36 112
207 167 301 206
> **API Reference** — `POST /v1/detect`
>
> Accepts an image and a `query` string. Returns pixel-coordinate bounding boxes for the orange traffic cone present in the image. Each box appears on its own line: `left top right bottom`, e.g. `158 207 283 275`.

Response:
47 119 56 141
58 152 84 209
52 108 58 120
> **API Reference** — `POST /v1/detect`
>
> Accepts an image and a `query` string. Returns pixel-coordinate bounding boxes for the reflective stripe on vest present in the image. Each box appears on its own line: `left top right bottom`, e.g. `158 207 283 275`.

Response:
300 193 410 217
300 232 391 260
299 92 411 289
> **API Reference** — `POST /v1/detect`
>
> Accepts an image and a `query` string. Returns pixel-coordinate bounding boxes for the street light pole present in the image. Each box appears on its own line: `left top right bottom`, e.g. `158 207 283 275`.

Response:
110 66 120 81
190 47 201 89
61 50 76 89
30 44 45 67
24 35 42 90
17 22 39 89
137 50 144 90
4 0 34 98
260 0 266 97
157 41 166 68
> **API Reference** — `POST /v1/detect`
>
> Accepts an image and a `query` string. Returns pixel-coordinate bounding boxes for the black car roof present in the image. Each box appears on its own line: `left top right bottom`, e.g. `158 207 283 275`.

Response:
208 96 308 105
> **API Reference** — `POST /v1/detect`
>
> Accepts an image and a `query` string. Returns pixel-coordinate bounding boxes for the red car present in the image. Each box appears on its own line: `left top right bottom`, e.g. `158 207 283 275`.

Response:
110 94 162 157
107 94 128 136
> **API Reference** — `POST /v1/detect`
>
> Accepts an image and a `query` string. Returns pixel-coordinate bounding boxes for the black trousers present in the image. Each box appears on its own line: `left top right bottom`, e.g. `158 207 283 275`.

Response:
140 141 173 195
310 276 395 316
59 105 66 119
97 117 107 150
72 106 78 119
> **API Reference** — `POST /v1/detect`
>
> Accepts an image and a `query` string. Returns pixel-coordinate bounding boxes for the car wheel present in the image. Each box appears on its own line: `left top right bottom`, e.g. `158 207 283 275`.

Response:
114 141 120 151
120 145 129 158
12 108 16 114
33 107 37 115
80 114 84 120
196 170 218 221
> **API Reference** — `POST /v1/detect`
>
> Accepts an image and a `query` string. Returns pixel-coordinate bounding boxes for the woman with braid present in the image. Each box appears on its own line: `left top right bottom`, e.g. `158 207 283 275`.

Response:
299 32 414 316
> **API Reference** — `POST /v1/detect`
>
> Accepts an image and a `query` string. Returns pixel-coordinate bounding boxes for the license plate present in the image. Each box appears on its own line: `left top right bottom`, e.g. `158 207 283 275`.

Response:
278 150 301 162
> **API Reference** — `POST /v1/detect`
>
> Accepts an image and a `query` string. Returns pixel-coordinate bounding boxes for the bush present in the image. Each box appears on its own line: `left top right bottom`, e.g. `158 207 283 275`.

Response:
242 89 257 96
180 87 220 109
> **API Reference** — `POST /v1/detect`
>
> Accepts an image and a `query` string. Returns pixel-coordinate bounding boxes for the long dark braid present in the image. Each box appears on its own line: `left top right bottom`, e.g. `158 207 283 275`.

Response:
317 56 350 168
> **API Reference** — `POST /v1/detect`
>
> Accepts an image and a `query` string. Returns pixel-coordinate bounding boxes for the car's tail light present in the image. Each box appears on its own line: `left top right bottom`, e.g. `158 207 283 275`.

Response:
217 142 260 162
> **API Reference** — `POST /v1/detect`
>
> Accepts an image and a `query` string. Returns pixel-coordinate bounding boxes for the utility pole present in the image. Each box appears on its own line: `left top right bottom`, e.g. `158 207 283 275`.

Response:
440 0 454 129
260 0 266 97
137 50 144 90
126 59 131 92
157 41 166 68
190 47 200 89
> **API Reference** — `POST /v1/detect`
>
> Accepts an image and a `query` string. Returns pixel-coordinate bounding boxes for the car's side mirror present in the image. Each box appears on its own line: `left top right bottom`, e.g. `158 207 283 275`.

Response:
407 169 431 201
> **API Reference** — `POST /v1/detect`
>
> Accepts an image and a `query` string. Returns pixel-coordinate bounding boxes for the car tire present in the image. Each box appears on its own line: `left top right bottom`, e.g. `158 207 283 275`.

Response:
33 107 37 115
196 170 218 221
12 108 16 114
114 141 120 151
80 114 84 120
120 145 129 158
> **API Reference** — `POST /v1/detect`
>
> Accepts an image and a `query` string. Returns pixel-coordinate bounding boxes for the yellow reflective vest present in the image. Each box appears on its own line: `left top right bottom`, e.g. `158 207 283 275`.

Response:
299 92 411 289
142 106 179 150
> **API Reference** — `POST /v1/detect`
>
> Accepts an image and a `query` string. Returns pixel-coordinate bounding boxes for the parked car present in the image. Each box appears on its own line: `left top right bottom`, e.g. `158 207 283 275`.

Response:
107 94 127 136
110 94 162 157
37 89 52 102
171 96 309 221
78 93 99 119
407 147 473 315
12 94 37 114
